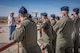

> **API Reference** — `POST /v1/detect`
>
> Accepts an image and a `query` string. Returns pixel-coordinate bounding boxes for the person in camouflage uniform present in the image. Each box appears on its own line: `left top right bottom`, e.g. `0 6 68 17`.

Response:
50 14 56 27
28 14 35 23
55 16 60 23
53 6 74 53
12 6 41 53
50 14 56 53
38 12 53 53
71 8 80 53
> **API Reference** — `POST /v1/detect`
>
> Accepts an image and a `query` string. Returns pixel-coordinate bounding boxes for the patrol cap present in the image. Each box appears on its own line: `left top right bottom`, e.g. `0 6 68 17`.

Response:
73 8 79 13
50 14 55 18
41 12 47 16
19 6 28 14
55 16 60 20
61 6 69 11
28 14 32 18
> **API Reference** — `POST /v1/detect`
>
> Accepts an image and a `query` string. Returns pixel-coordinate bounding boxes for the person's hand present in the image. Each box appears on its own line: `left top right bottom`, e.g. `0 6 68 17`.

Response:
37 25 41 30
40 44 45 50
42 50 45 53
16 24 21 29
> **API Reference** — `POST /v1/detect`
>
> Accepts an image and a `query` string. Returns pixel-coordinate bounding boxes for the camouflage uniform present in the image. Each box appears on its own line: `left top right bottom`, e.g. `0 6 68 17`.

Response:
51 20 56 27
51 20 56 53
12 17 41 53
53 16 74 53
72 16 80 53
38 18 53 53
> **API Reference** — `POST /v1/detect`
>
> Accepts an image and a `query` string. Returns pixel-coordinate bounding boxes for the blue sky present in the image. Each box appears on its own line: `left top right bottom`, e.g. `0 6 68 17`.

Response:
0 0 80 17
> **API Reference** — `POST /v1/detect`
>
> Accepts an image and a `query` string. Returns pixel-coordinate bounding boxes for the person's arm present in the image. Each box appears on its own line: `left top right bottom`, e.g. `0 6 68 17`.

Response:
53 23 59 32
41 20 47 29
53 20 64 32
8 17 12 25
41 20 47 36
12 25 25 42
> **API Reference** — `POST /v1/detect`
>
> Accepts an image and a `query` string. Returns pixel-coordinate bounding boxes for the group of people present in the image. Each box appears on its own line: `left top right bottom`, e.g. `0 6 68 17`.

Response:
8 6 80 53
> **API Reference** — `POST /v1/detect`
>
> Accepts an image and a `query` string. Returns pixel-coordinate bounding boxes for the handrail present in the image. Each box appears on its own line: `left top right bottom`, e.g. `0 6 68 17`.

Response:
0 40 16 52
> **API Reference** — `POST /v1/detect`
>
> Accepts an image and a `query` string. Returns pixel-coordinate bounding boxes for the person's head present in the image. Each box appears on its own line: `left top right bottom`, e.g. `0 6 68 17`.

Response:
28 14 32 19
18 6 28 19
73 8 79 16
61 6 69 17
41 12 47 21
50 14 55 20
10 11 14 17
55 16 60 22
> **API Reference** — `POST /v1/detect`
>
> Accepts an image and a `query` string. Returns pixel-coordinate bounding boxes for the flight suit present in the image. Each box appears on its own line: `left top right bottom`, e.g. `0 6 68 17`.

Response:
12 17 41 53
38 18 53 53
51 20 56 27
72 16 80 53
51 20 56 53
53 16 74 53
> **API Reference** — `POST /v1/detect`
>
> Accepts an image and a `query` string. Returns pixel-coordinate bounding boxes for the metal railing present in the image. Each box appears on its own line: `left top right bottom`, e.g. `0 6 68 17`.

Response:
0 40 18 53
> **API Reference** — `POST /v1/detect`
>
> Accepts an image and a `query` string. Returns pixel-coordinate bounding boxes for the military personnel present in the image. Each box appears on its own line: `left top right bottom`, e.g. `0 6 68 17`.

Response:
55 16 60 23
28 14 35 23
71 8 80 53
50 14 56 53
12 6 41 53
38 12 53 53
53 6 74 53
50 14 56 26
